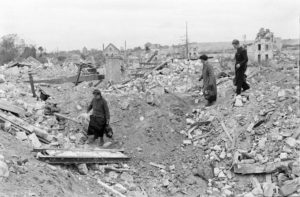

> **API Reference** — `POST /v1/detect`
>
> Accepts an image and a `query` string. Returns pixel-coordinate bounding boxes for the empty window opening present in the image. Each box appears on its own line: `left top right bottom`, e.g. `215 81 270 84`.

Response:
265 45 269 51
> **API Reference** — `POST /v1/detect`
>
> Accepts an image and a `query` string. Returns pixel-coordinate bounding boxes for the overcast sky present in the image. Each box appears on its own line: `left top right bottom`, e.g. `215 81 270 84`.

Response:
0 0 299 51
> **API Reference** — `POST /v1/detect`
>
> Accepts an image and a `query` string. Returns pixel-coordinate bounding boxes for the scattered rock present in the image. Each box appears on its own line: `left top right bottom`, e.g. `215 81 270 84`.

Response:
120 172 134 183
28 133 42 148
286 137 297 147
291 160 300 177
15 131 28 141
234 95 243 107
183 139 192 145
186 118 196 125
120 100 130 110
47 164 57 171
251 178 263 196
262 182 276 197
76 104 82 111
108 171 119 179
213 145 222 151
113 183 127 194
103 141 112 148
128 190 148 197
69 135 76 142
218 171 226 178
162 178 169 187
278 173 289 185
169 165 175 171
244 192 255 197
223 189 233 196
77 163 88 175
0 74 6 83
4 121 11 132
277 89 286 98
214 167 221 176
219 150 226 159
282 145 292 153
280 177 300 196
258 137 267 149
279 153 288 160
193 162 214 181
0 155 9 178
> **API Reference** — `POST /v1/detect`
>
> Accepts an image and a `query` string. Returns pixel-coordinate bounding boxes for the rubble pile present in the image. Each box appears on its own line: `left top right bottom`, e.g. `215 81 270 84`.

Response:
0 51 299 196
107 59 202 95
178 63 300 196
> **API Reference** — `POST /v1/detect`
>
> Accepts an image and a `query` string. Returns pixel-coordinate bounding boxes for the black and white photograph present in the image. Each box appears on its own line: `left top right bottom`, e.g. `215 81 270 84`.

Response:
0 0 299 196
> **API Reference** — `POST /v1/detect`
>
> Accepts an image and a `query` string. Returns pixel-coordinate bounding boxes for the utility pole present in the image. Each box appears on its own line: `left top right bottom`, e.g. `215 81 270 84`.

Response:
124 40 127 63
185 22 189 60
298 16 300 68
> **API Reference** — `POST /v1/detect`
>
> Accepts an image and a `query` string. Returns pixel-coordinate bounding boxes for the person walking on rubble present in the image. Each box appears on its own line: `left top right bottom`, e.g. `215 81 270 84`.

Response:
232 39 250 95
86 89 110 146
199 54 217 106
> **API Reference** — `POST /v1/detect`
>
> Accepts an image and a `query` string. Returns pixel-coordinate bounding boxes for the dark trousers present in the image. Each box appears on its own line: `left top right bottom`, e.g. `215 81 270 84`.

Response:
235 65 250 95
87 116 106 139
206 95 217 103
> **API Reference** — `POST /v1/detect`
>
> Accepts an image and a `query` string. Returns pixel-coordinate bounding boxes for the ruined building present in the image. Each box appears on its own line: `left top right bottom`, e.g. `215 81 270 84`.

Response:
248 28 282 63
253 38 273 62
103 43 120 57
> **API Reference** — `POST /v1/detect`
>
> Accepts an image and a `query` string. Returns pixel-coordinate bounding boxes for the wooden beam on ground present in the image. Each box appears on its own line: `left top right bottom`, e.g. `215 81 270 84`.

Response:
104 166 136 173
0 100 25 116
220 121 233 142
94 80 103 87
234 160 293 174
143 60 169 78
28 72 37 97
24 74 104 84
37 149 130 164
139 62 159 66
0 111 50 143
75 64 83 86
97 179 127 197
54 113 81 124
33 148 125 153
146 51 158 63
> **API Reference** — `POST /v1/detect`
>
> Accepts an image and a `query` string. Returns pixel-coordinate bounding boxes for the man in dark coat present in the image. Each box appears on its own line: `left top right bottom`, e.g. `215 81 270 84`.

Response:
232 39 250 95
86 89 110 146
199 55 217 106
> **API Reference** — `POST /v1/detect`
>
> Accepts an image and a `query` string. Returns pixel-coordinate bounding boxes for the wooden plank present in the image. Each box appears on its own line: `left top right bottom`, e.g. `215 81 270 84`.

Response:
37 156 130 164
33 148 125 153
0 111 50 143
149 162 166 169
54 113 81 124
75 64 83 86
97 179 127 197
44 150 128 158
37 149 130 164
0 100 25 116
220 121 233 142
146 51 158 63
234 160 292 174
24 74 104 84
280 177 300 196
